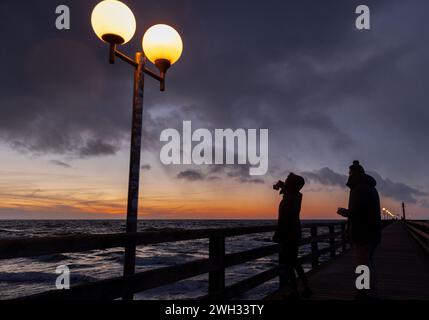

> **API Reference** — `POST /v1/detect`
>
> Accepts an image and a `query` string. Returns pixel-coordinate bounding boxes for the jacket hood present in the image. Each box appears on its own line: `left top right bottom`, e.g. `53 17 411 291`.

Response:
284 173 305 193
346 173 377 189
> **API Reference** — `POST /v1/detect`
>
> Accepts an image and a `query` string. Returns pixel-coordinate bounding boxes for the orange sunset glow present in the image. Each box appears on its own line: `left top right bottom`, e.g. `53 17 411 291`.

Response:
2 145 421 220
0 145 346 220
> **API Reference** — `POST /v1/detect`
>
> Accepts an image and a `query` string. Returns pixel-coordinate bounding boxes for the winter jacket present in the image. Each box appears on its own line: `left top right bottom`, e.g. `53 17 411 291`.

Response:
273 191 303 245
346 174 382 245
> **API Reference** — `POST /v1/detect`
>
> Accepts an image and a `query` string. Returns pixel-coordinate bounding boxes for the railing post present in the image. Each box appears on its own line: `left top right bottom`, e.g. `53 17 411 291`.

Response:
209 235 225 297
329 225 336 258
311 226 318 269
341 223 347 252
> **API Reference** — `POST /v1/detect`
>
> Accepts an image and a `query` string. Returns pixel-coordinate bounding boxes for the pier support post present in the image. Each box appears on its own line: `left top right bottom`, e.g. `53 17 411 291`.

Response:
311 226 319 269
209 235 225 297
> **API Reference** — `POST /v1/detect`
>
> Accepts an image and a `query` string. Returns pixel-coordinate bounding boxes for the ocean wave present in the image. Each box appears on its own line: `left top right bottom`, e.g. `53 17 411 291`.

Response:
0 228 24 233
136 276 208 300
0 271 97 284
110 253 198 267
30 253 70 263
95 249 123 257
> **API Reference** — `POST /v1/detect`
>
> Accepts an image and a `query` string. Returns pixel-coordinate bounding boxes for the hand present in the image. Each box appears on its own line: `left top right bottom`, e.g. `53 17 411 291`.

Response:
337 208 348 217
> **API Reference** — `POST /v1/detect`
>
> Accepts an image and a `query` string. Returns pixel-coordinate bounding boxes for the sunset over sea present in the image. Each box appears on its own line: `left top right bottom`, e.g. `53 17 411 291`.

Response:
0 0 428 311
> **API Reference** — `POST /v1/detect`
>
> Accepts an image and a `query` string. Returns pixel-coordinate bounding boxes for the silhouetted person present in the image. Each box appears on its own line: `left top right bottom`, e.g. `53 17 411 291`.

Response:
273 173 311 298
337 160 381 299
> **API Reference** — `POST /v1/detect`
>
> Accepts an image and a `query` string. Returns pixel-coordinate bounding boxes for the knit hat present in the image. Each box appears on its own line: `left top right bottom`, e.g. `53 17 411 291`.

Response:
349 160 365 174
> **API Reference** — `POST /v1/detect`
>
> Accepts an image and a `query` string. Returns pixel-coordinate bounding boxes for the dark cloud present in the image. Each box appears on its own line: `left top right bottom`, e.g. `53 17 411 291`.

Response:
177 169 205 182
0 0 375 160
302 168 346 187
78 139 119 158
209 165 265 184
0 0 428 210
368 171 426 204
49 160 71 168
302 167 426 204
176 165 265 184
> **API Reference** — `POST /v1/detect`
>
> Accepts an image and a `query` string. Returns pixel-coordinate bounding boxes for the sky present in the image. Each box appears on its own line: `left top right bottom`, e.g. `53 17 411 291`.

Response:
0 0 428 220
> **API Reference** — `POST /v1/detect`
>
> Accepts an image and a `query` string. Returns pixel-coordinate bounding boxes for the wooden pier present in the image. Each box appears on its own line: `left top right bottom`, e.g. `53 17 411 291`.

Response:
268 221 429 300
0 220 428 300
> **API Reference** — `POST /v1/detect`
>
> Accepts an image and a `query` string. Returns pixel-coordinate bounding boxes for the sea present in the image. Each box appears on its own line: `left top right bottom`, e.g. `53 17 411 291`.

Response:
0 220 335 300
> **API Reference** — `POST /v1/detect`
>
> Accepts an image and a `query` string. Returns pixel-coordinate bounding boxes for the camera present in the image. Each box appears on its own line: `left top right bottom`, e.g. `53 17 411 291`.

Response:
273 180 285 191
273 174 305 195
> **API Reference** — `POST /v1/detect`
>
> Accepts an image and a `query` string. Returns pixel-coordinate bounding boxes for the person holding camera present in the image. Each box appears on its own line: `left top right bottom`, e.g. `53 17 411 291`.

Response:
273 173 312 299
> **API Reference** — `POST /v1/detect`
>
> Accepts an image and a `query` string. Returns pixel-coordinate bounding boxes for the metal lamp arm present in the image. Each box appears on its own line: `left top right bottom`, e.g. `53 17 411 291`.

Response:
109 43 166 91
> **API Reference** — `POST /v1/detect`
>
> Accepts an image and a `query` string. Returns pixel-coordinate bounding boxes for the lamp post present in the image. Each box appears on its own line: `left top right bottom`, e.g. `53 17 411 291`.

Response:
91 0 183 291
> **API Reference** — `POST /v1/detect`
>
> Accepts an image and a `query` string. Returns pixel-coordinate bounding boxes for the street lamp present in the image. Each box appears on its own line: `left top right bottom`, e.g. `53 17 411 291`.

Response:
91 0 183 286
91 0 136 45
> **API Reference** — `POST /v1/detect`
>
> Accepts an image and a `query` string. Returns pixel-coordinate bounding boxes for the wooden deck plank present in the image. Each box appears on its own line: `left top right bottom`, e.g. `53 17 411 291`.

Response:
269 222 429 300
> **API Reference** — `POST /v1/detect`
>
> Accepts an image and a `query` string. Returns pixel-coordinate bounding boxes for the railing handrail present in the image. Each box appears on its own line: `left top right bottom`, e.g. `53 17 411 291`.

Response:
0 222 347 260
405 221 429 256
406 224 429 241
13 222 349 300
406 220 429 230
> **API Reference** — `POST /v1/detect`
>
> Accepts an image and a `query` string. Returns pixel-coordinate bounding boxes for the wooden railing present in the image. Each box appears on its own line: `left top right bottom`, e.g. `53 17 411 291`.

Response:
0 222 350 300
405 220 429 255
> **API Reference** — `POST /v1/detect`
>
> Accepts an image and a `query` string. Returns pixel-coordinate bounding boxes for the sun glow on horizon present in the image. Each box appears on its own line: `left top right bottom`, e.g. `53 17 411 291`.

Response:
0 147 427 220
